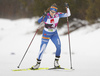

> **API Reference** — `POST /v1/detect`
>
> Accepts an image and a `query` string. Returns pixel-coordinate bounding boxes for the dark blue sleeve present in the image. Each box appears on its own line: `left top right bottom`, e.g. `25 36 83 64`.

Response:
38 16 43 23
38 16 48 23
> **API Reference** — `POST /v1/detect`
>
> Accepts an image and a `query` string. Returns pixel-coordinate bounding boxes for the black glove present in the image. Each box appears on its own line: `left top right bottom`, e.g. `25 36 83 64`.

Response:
43 12 47 17
65 3 69 8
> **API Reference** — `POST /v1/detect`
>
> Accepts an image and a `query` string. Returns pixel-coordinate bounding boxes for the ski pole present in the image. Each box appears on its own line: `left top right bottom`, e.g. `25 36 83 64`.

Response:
17 7 50 68
17 26 40 68
65 3 73 69
17 18 45 68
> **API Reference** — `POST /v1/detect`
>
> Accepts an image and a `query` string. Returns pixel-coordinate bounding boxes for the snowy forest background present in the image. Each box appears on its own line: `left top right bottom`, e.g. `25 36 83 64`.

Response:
1 0 100 33
0 0 100 76
1 0 100 23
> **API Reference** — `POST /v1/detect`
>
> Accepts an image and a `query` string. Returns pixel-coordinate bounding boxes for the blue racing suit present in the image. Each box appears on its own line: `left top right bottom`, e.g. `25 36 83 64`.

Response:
37 8 71 60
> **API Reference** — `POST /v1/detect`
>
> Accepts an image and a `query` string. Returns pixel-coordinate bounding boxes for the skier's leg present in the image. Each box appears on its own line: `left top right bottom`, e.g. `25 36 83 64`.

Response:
51 31 61 57
31 30 50 69
37 38 49 60
51 31 61 68
37 30 51 60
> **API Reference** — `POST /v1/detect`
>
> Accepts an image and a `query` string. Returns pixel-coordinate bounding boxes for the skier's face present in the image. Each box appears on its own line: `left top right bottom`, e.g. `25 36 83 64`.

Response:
50 10 56 17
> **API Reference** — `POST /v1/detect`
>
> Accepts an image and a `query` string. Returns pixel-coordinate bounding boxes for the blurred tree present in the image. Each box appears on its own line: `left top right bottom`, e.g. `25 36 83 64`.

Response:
86 0 97 23
95 0 100 18
86 0 100 23
18 0 34 18
75 0 88 19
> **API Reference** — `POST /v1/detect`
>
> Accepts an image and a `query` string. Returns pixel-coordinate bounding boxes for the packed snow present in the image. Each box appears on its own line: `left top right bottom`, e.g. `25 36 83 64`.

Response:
0 18 100 76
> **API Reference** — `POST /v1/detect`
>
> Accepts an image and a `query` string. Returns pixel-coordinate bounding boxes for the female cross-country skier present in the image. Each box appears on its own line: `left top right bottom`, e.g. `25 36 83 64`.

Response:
31 3 71 69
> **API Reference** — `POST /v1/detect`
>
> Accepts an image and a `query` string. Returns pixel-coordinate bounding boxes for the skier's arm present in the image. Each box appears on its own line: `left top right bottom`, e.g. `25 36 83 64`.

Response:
38 16 43 23
38 16 48 23
59 8 71 18
59 3 71 18
38 12 47 23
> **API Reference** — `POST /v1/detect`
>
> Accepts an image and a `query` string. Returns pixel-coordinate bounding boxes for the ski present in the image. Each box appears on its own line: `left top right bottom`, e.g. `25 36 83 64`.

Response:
12 68 49 71
12 67 73 71
48 67 71 70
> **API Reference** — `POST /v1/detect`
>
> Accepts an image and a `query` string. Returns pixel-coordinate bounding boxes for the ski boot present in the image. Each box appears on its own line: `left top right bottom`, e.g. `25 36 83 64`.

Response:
54 56 61 68
30 59 41 70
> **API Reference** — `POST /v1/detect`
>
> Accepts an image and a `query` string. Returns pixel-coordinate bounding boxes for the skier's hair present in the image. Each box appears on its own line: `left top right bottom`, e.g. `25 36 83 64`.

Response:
45 3 58 13
51 3 58 10
52 3 57 7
